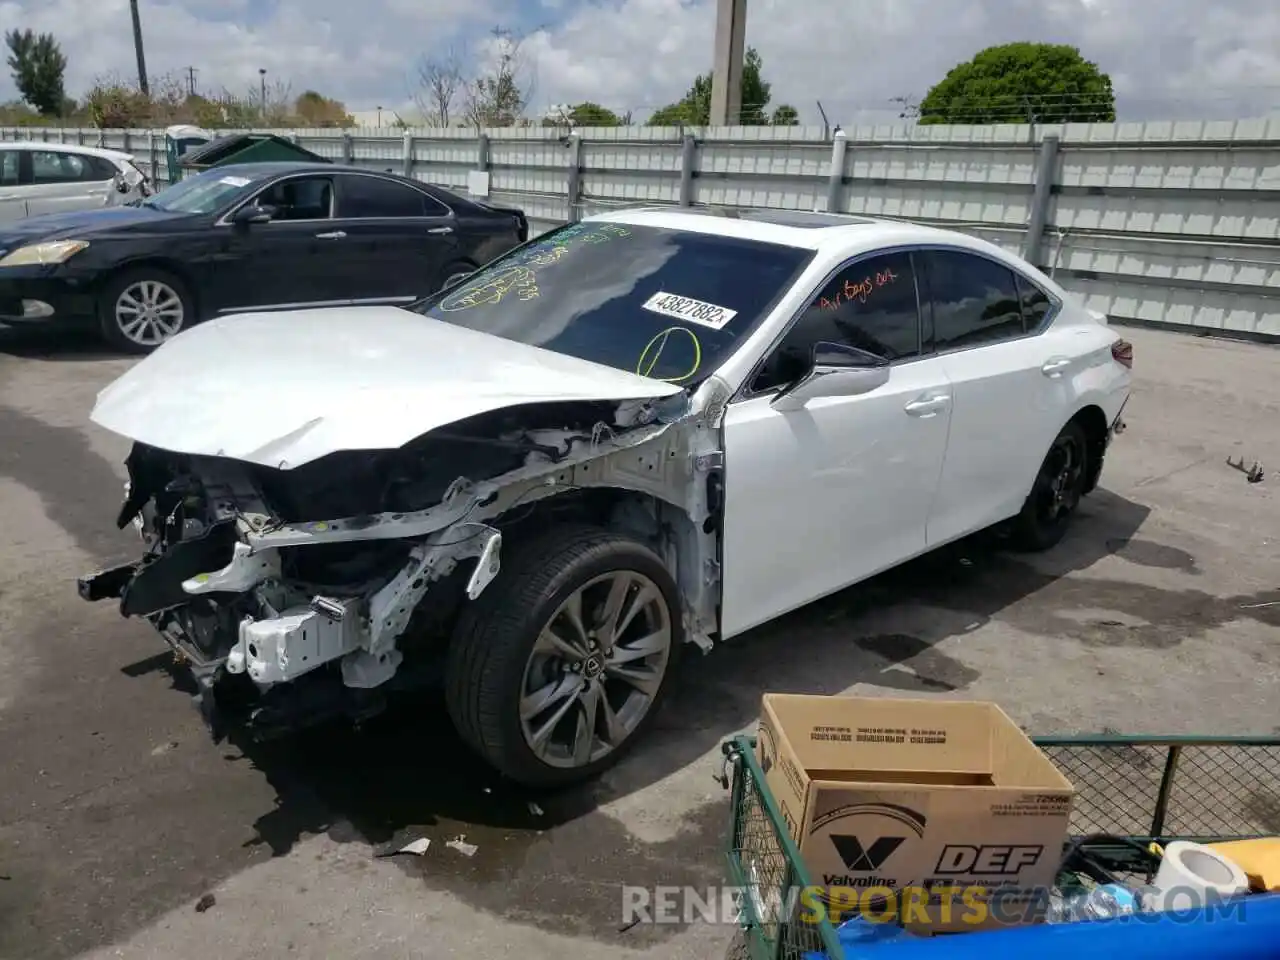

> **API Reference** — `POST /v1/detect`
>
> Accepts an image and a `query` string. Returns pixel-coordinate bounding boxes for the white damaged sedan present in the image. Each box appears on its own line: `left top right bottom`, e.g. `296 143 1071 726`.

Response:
79 208 1131 786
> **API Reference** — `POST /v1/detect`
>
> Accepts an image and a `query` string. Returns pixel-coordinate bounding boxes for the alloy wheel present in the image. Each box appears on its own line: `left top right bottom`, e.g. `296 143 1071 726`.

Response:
114 280 185 347
1036 433 1084 524
518 570 673 769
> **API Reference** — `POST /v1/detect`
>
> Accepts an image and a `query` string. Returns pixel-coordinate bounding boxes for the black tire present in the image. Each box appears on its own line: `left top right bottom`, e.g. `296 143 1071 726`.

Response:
98 267 195 354
438 260 477 291
1010 419 1090 552
445 524 684 788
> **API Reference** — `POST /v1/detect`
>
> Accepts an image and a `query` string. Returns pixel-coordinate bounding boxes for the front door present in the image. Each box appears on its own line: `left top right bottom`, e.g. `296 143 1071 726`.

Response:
719 250 954 638
331 173 461 302
914 249 1076 546
215 174 354 313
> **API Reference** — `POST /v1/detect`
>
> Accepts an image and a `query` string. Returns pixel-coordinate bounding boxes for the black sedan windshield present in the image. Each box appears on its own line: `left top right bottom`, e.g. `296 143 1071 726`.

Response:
146 168 261 214
409 221 813 386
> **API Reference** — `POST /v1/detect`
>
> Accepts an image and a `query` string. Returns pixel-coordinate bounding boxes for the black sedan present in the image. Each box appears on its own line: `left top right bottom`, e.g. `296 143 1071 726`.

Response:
0 161 528 352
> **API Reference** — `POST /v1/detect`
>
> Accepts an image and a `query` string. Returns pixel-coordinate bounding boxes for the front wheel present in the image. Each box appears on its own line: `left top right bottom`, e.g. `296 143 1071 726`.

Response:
1011 420 1090 552
98 268 193 353
445 525 683 788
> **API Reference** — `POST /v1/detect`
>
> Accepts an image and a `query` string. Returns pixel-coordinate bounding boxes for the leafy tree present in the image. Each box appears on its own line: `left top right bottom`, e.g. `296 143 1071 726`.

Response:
919 42 1115 125
648 47 779 126
295 90 353 127
5 29 67 116
771 104 799 126
464 28 533 128
543 101 623 127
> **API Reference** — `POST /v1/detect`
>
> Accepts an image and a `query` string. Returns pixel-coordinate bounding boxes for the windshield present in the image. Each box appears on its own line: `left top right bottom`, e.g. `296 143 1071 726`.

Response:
409 221 813 387
145 168 260 214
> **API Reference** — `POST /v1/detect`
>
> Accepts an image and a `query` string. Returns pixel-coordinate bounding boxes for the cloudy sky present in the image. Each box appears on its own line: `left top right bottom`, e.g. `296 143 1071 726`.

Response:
1 0 1278 124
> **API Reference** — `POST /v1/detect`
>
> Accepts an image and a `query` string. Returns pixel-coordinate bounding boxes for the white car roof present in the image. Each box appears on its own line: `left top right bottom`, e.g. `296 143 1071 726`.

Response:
2 140 134 161
586 205 1064 295
587 205 1003 254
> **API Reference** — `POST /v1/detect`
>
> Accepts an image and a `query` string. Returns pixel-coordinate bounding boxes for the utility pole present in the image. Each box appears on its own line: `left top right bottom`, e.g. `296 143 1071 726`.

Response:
130 0 149 95
184 66 198 97
259 68 267 122
709 0 746 125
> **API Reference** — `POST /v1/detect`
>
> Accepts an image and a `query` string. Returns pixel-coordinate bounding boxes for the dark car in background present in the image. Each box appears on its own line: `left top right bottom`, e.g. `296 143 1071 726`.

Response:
0 162 528 352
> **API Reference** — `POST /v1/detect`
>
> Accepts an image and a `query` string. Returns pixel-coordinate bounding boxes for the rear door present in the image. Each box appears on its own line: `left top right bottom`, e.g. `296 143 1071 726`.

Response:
332 173 461 301
916 248 1077 546
23 149 119 218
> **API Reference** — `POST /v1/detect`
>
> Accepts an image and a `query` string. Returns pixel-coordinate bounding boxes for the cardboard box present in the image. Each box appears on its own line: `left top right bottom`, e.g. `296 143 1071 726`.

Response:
756 694 1073 933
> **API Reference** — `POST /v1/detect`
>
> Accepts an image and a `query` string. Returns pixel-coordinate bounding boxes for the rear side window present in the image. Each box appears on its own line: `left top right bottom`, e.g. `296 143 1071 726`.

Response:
921 249 1024 350
29 150 117 184
337 176 444 218
1016 274 1053 330
0 150 17 186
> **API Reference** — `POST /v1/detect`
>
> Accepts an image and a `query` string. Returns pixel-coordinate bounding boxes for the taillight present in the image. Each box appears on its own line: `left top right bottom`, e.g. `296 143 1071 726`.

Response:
1111 338 1133 369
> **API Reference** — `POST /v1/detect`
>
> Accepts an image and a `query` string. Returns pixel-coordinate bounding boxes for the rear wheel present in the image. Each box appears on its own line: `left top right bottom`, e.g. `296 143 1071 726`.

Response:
98 267 193 353
1011 420 1090 551
445 525 682 788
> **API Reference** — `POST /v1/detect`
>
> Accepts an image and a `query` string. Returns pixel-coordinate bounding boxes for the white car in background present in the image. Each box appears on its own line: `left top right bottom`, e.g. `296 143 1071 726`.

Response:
78 208 1132 788
0 141 150 223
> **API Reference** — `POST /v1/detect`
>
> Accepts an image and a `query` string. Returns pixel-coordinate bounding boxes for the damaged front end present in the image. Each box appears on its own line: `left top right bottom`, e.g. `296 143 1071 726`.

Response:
79 392 715 740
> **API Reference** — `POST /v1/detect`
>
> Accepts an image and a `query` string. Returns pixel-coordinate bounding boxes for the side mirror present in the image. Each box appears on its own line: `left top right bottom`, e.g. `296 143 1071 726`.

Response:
770 341 890 411
232 203 276 226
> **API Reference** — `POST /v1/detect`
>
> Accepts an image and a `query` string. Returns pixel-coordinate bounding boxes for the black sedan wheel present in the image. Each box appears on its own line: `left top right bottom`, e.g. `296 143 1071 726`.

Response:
1011 420 1090 551
99 268 193 353
446 525 683 787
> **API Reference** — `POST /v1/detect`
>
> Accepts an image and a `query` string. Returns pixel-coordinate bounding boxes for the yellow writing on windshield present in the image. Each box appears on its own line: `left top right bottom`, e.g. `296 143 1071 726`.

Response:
440 265 539 311
636 326 702 382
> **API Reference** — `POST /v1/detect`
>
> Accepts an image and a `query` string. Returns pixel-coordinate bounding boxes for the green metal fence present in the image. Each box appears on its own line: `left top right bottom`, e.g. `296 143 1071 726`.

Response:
720 733 1280 960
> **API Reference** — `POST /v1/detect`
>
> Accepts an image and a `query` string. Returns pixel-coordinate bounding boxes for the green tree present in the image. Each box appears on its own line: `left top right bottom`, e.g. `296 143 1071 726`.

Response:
565 101 621 126
4 29 67 116
771 104 799 126
919 42 1115 125
648 46 778 125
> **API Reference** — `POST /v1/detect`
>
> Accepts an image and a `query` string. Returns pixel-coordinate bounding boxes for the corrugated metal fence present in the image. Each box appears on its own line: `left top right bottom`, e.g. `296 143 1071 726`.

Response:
4 120 1278 339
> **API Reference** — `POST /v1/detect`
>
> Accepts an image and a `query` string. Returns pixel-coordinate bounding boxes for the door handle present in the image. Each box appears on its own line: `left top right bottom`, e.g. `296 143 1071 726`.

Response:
904 395 950 417
315 230 346 239
427 226 453 235
1041 357 1072 377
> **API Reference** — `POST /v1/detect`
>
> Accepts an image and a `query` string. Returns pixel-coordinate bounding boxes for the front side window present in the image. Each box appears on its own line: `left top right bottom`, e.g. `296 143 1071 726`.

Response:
920 249 1024 351
0 150 17 186
751 251 920 393
254 176 333 221
409 221 813 387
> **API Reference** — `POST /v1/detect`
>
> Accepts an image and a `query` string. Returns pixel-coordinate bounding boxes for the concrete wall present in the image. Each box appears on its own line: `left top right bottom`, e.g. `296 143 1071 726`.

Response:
4 120 1278 339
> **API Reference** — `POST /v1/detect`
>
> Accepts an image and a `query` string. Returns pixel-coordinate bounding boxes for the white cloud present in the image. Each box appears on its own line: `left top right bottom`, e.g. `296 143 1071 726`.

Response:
0 0 1277 123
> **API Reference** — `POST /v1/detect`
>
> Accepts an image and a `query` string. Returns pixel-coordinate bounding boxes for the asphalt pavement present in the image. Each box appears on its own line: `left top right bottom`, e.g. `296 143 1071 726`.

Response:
0 324 1277 960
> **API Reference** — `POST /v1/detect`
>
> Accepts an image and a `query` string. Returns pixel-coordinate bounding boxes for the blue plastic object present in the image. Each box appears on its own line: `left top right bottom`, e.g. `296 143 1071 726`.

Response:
823 893 1280 959
839 901 1280 957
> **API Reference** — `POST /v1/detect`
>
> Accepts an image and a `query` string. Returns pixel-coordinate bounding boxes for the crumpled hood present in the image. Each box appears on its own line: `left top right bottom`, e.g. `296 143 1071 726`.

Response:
91 306 682 468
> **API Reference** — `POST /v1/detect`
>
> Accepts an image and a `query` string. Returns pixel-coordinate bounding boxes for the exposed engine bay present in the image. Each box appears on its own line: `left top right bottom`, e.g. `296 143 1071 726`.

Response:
78 391 725 738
